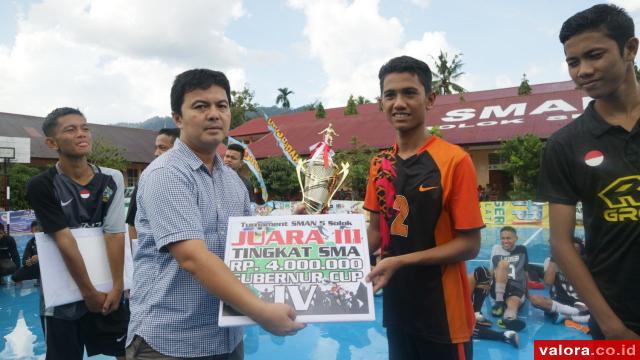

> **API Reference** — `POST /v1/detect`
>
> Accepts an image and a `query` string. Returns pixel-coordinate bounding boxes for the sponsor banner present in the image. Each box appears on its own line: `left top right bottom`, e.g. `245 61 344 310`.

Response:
254 201 365 217
481 201 549 227
228 136 269 203
264 114 300 166
0 210 36 234
219 214 375 326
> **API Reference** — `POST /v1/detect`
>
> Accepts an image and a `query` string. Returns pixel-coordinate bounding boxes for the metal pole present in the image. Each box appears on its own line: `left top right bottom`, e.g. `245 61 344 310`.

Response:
4 158 9 235
4 159 11 235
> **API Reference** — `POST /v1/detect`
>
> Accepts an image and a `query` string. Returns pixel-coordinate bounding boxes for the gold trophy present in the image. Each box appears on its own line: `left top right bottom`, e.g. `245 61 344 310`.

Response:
296 124 350 214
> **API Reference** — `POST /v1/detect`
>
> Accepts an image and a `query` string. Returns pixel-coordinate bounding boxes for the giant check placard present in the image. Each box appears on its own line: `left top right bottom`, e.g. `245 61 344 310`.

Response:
36 227 133 308
219 214 375 326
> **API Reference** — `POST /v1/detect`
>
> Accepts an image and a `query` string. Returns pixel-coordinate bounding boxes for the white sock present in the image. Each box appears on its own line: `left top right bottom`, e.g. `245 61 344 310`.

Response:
495 283 506 302
504 308 517 320
551 300 580 315
570 314 590 323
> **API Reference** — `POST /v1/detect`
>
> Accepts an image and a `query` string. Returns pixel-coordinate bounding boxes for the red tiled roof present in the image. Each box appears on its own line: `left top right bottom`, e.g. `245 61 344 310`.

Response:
240 82 587 159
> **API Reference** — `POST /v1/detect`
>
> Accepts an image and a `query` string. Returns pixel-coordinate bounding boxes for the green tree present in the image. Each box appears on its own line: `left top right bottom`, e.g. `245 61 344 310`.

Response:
635 63 640 81
431 51 466 95
333 137 377 200
257 156 299 200
87 137 129 173
300 102 318 112
344 95 358 115
7 163 42 210
276 87 294 110
356 96 371 105
428 126 443 138
498 134 545 200
231 86 259 129
315 102 327 119
518 73 532 96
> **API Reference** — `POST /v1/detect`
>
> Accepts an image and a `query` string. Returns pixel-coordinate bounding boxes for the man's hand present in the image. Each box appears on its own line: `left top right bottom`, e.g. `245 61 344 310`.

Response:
102 286 123 315
26 255 38 266
255 303 306 336
83 289 108 313
293 203 328 215
366 257 402 293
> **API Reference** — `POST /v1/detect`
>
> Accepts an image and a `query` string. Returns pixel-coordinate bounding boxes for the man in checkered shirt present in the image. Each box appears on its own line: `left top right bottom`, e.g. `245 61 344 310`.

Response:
126 69 305 359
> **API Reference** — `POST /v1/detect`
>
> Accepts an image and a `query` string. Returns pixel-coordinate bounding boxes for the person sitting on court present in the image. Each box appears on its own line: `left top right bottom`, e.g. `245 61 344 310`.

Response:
469 266 520 348
489 226 529 331
0 225 20 285
11 221 42 283
529 236 590 331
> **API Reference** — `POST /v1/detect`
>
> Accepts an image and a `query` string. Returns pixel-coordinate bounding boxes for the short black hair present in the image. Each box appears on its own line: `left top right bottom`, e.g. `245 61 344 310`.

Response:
158 128 180 143
170 69 231 115
560 4 635 55
31 220 39 228
227 143 245 159
500 226 517 236
42 107 84 137
378 55 432 94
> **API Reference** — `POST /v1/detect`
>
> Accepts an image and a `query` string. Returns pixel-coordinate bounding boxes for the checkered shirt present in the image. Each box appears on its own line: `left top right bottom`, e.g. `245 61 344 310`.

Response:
126 139 250 357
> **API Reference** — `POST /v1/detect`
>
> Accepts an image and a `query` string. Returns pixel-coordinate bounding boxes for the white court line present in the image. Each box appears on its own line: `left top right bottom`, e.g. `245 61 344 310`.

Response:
522 227 544 246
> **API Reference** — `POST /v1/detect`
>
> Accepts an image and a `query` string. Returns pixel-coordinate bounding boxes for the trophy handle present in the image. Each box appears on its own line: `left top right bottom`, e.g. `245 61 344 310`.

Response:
295 160 307 203
326 162 350 204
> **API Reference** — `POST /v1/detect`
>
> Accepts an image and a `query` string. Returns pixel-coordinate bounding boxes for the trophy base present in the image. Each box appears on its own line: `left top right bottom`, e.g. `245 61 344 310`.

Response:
303 199 325 214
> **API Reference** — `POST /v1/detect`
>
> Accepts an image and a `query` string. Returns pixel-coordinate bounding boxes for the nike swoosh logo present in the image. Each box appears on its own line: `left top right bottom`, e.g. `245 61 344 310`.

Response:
60 199 73 206
116 334 127 342
418 185 438 192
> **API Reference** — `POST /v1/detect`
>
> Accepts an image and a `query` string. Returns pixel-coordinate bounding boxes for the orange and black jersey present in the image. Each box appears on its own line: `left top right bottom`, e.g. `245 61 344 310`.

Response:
364 136 484 344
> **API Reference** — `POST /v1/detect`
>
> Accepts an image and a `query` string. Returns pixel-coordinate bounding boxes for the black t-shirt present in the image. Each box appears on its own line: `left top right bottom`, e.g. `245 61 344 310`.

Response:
22 237 37 266
27 164 125 320
0 235 20 267
538 101 640 332
490 244 529 293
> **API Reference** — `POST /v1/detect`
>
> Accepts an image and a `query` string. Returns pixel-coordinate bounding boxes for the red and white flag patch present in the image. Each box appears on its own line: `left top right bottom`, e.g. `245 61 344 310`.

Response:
80 188 91 199
584 150 604 167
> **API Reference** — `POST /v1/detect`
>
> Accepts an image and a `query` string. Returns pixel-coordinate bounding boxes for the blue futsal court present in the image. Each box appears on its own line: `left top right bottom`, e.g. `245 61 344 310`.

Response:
1 226 590 359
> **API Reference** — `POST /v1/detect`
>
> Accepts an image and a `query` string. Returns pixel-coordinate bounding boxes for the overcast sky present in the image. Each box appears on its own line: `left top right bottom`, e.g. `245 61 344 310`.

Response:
1 0 639 124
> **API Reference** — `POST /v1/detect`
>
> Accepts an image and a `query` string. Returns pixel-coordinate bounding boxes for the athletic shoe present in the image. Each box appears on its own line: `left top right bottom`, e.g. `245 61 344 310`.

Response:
497 318 526 332
491 301 505 317
573 302 588 313
528 280 545 289
503 330 520 348
564 320 590 334
551 312 567 325
475 312 492 327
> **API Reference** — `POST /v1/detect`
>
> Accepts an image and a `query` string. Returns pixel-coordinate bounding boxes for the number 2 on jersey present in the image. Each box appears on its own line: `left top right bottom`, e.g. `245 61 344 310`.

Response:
390 195 409 237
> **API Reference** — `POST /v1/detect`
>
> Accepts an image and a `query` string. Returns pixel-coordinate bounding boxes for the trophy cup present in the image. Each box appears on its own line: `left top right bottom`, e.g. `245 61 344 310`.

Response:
296 124 350 214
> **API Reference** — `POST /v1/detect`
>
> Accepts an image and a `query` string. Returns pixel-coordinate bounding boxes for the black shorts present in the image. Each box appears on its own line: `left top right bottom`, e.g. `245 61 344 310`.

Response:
45 301 130 360
0 258 17 276
490 282 526 302
386 327 472 360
